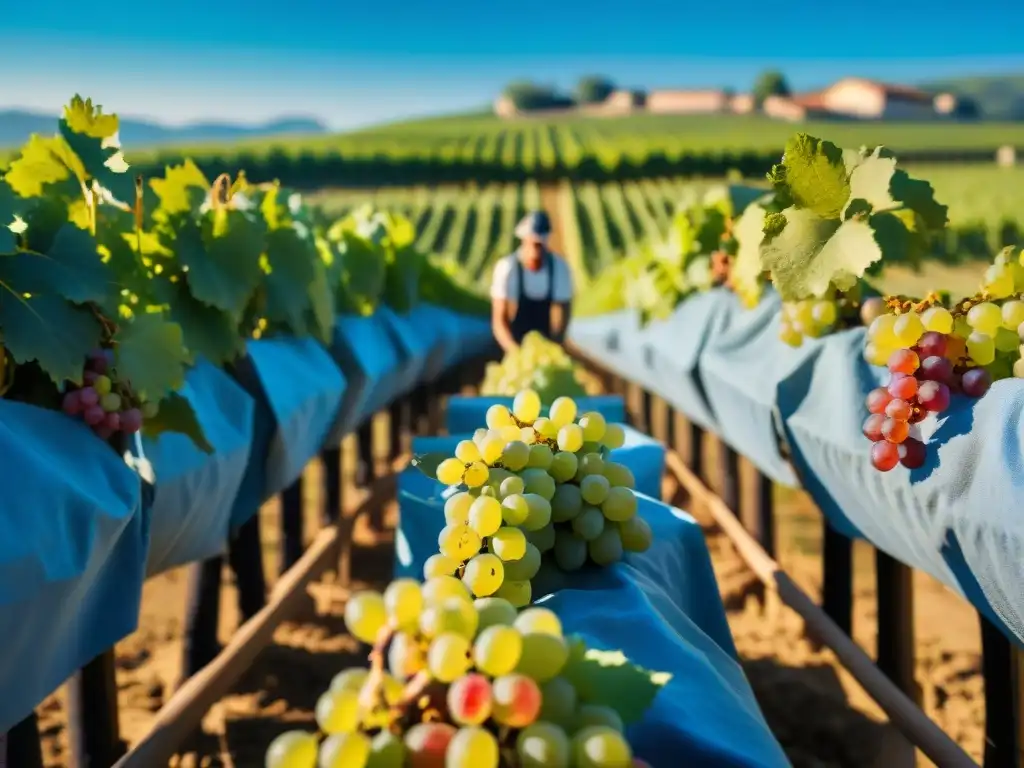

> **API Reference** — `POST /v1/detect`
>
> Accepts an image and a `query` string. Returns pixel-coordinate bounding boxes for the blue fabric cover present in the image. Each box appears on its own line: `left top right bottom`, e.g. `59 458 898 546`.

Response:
144 359 256 574
567 310 644 378
229 339 347 529
0 402 148 732
636 289 741 431
408 303 454 383
378 306 432 398
326 314 401 443
444 395 626 435
394 471 788 767
356 314 407 421
697 290 801 487
782 329 1024 645
446 310 493 364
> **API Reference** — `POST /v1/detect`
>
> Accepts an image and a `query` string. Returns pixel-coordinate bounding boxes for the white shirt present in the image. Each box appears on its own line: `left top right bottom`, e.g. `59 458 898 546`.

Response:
489 252 573 303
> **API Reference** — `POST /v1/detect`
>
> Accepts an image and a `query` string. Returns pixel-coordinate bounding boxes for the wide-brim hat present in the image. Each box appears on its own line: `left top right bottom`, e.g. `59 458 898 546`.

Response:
514 211 552 243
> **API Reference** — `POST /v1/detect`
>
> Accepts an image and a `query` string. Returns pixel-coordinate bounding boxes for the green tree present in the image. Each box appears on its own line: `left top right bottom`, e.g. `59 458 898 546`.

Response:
575 76 615 104
752 70 791 107
503 81 561 111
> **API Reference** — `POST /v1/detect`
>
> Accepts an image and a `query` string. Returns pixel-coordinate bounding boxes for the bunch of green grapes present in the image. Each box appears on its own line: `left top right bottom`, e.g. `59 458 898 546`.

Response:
778 297 839 347
481 332 587 401
433 390 653 607
265 579 655 767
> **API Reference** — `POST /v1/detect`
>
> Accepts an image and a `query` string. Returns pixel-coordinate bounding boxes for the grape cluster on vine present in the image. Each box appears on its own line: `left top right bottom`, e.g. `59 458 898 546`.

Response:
266 577 655 767
60 348 157 440
481 333 587 402
430 390 651 606
860 295 1010 471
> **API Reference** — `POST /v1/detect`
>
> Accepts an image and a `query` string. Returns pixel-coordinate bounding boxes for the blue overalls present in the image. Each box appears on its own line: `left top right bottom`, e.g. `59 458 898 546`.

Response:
509 253 559 344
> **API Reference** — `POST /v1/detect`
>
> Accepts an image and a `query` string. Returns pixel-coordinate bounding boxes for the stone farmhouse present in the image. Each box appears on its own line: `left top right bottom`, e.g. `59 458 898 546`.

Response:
494 77 964 122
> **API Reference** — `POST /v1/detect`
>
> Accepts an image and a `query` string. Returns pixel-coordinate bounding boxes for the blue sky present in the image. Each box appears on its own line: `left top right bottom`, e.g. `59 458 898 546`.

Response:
2 0 1023 130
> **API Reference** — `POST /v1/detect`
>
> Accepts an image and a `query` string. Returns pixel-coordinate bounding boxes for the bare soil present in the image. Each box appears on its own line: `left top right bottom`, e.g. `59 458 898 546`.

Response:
34 422 983 767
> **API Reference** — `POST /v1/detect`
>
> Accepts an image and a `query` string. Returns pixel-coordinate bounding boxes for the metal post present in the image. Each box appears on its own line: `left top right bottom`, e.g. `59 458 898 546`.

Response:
980 614 1018 767
322 447 342 527
181 556 224 678
229 514 268 622
356 419 374 487
7 712 44 768
719 440 740 515
821 523 853 638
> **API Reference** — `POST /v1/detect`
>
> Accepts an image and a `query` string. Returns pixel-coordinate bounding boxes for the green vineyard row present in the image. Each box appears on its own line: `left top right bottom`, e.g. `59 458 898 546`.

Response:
311 170 1024 291
52 116 1024 189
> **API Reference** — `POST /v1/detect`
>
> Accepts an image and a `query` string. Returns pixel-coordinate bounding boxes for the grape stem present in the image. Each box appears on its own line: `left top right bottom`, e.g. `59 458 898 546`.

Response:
359 623 397 715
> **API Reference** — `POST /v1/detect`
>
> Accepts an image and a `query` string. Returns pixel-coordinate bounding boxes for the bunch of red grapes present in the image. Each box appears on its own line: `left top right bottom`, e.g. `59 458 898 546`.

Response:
61 348 146 440
863 331 991 472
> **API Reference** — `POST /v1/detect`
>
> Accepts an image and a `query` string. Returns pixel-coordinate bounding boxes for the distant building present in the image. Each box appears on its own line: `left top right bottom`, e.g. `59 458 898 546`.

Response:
494 95 518 118
645 89 731 115
813 78 939 120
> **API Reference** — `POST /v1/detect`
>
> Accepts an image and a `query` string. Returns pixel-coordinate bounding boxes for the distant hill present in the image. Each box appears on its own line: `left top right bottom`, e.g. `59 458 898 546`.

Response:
0 110 328 149
920 74 1024 120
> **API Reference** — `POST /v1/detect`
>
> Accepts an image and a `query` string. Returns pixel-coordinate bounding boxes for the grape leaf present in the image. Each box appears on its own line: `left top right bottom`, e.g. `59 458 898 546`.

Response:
155 277 245 366
113 311 189 401
331 231 385 316
0 181 30 253
149 159 209 221
411 452 447 480
58 96 135 203
143 391 213 454
768 134 849 219
169 211 264 315
561 635 671 724
761 208 881 300
0 224 118 304
305 257 335 343
0 293 102 384
263 226 317 333
3 135 81 199
729 201 768 308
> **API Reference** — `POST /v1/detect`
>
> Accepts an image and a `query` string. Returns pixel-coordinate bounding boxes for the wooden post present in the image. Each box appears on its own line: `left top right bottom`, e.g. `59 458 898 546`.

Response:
280 476 304 574
746 466 775 557
980 614 1019 767
648 396 669 444
718 440 740 515
66 650 126 768
6 712 44 768
356 419 374 487
821 523 853 638
875 550 919 702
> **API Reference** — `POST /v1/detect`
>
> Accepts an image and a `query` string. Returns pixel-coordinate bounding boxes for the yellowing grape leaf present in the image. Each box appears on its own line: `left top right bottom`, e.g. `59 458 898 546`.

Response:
113 312 189 401
142 391 213 454
150 160 210 221
562 636 671 724
0 293 102 383
769 134 849 219
730 202 768 308
761 208 881 300
4 135 80 199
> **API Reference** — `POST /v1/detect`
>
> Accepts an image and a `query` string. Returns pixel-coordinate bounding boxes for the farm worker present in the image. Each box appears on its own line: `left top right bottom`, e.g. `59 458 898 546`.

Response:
490 211 574 352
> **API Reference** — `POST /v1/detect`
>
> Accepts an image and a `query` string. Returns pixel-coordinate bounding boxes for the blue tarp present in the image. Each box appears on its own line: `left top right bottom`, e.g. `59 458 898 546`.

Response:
634 289 741 432
781 328 1024 645
394 470 788 768
378 306 433 399
442 309 493 365
445 395 627 435
143 359 255 575
326 314 401 443
409 303 456 383
697 290 801 487
567 309 644 379
0 402 148 732
229 338 347 528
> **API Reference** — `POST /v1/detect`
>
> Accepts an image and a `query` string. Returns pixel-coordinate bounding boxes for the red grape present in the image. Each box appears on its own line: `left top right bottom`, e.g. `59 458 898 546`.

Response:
917 331 948 359
862 413 885 442
447 674 493 726
888 374 918 400
104 412 122 431
405 722 456 768
79 386 99 407
83 370 99 385
917 380 950 412
62 390 82 415
887 348 919 374
884 398 912 421
961 368 991 398
120 408 143 434
491 674 542 728
870 441 900 471
94 425 115 440
865 387 893 415
83 405 106 426
919 355 953 384
881 417 909 444
899 437 926 469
